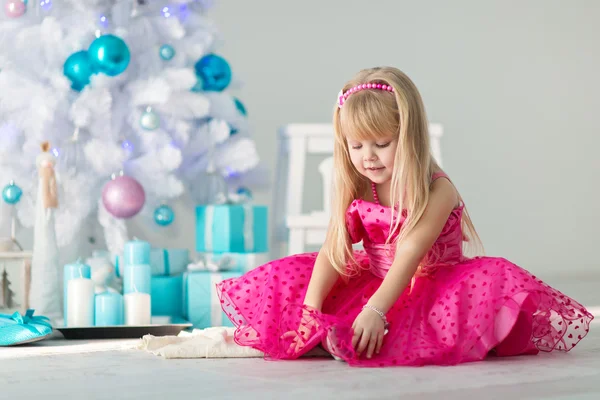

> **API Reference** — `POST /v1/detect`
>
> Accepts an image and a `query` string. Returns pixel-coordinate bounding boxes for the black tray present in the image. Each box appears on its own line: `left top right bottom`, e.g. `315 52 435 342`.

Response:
55 316 193 340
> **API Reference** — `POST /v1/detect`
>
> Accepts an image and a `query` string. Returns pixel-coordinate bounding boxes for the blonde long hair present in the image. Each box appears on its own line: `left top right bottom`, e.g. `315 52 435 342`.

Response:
323 67 483 277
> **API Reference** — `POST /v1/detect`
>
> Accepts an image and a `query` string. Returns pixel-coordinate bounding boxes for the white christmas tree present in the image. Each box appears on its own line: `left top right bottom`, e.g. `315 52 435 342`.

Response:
0 0 263 255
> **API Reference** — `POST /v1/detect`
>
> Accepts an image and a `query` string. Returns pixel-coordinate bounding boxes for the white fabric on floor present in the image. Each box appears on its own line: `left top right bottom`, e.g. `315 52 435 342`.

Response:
139 326 264 359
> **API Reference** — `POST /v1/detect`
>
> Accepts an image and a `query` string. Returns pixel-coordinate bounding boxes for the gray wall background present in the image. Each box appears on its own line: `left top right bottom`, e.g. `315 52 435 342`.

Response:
178 0 599 279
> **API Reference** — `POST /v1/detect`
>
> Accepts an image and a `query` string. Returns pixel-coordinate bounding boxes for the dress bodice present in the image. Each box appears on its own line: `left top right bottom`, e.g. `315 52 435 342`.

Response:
345 172 466 278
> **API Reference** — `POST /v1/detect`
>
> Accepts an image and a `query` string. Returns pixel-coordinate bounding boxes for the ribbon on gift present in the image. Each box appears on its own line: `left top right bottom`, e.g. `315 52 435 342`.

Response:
162 249 171 275
213 192 228 205
203 193 255 252
10 309 52 333
242 203 254 252
213 192 252 206
204 206 215 252
187 254 236 272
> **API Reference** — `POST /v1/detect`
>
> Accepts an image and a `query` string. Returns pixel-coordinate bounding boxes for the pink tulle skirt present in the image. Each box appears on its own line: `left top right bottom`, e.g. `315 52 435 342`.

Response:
216 252 593 367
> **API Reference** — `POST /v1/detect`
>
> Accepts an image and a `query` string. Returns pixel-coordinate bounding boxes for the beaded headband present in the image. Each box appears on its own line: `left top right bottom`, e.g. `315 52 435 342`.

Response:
337 82 395 109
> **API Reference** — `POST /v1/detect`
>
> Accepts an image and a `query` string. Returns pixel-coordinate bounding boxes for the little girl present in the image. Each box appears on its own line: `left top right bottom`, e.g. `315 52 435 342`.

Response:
217 66 593 367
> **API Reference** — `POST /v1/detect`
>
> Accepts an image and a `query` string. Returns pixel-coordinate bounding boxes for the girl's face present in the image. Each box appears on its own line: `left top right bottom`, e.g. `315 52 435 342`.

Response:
346 136 398 184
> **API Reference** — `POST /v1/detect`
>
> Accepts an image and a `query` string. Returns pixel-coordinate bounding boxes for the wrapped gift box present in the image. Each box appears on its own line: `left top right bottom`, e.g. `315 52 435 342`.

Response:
183 271 242 328
115 248 189 277
195 204 268 253
151 275 183 317
167 248 189 275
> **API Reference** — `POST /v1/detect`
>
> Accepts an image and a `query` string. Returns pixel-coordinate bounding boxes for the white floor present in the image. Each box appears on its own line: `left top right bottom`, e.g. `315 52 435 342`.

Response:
2 276 600 400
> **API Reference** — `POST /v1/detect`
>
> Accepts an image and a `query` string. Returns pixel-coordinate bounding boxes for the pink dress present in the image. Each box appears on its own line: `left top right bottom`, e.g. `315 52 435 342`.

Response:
217 172 593 367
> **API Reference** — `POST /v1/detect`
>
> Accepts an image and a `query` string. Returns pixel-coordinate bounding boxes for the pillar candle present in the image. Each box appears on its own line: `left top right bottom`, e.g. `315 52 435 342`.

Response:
67 278 95 327
123 239 151 266
94 292 124 326
123 264 151 294
63 261 91 326
124 292 151 325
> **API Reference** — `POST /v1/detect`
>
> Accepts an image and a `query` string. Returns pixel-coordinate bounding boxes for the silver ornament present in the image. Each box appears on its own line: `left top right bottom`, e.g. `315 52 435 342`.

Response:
140 106 160 130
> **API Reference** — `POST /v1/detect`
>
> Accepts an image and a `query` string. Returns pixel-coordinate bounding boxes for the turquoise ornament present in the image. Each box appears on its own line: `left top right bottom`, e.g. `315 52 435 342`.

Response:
2 181 22 205
88 34 130 76
194 54 232 92
63 50 96 91
159 44 175 61
236 186 252 200
154 204 175 226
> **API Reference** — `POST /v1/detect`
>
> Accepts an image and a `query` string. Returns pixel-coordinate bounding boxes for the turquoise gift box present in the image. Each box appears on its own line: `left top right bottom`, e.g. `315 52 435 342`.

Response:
151 275 183 317
149 248 189 276
195 205 268 253
183 271 242 328
115 248 189 277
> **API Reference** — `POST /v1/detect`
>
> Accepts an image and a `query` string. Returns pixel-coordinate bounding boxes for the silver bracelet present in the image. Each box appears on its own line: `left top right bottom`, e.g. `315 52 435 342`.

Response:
362 304 390 332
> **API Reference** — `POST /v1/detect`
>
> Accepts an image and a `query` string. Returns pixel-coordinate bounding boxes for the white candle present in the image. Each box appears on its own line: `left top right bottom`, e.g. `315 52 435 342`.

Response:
124 292 151 326
66 278 95 327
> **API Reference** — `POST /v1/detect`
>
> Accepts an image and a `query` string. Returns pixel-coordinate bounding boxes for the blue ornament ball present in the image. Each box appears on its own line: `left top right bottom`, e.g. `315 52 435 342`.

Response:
2 181 22 205
159 44 176 61
233 98 247 116
194 54 232 92
63 51 96 91
154 205 175 226
88 34 130 77
140 107 160 130
236 186 252 200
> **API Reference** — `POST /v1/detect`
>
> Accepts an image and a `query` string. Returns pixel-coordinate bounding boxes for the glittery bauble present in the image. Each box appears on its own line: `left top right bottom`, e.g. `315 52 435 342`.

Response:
101 176 145 219
194 54 232 92
159 44 175 61
88 34 130 77
4 0 26 18
63 51 96 91
2 181 22 205
140 108 160 130
153 205 175 226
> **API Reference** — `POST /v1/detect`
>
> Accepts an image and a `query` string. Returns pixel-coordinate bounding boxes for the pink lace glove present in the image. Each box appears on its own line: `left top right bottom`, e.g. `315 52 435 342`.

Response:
280 305 322 356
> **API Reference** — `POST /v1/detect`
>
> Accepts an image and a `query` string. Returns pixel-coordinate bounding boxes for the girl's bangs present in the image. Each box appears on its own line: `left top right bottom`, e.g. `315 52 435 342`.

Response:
339 92 399 141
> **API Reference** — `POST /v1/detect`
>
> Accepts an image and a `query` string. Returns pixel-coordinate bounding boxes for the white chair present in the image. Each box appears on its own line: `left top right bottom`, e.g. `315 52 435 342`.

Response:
270 123 443 258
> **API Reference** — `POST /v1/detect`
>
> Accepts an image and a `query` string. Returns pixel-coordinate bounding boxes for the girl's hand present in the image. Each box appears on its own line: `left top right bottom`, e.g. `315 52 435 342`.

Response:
351 307 386 359
280 305 321 356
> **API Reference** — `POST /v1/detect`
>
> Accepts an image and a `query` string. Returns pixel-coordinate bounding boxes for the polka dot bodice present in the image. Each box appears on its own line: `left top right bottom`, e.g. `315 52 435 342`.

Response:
345 190 465 278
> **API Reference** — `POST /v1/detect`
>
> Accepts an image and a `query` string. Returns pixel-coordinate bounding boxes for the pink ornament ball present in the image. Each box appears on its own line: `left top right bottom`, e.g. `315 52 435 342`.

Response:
102 176 146 219
4 0 26 18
